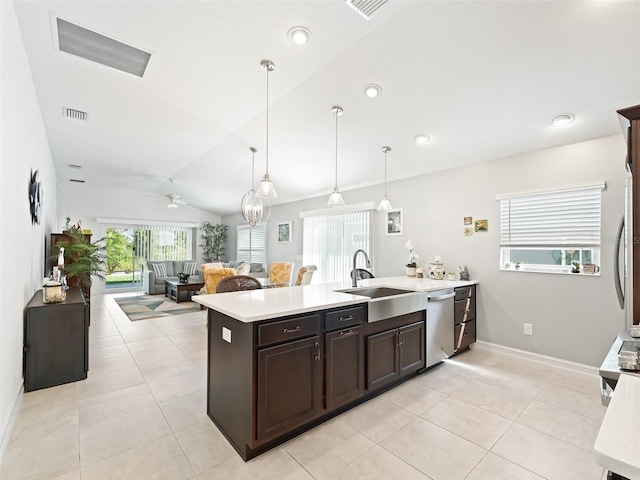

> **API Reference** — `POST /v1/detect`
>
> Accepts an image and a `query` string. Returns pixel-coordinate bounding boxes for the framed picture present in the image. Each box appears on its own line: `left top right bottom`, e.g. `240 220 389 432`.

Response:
386 208 403 236
474 219 488 232
464 227 473 236
464 216 473 225
278 221 292 244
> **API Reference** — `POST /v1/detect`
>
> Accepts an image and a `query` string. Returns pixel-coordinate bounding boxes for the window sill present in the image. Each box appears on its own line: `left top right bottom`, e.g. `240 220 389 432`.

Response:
501 266 601 277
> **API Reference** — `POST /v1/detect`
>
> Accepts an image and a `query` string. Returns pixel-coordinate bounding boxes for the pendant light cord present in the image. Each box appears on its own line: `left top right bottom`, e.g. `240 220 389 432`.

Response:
334 109 339 190
265 67 270 176
384 150 387 197
250 147 256 189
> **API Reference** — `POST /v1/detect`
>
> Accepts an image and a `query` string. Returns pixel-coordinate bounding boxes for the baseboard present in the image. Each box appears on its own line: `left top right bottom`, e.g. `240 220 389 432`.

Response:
471 340 599 377
0 383 23 464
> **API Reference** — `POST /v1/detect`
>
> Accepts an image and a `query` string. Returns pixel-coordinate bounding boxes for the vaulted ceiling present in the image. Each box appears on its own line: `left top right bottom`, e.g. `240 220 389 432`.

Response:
12 0 640 215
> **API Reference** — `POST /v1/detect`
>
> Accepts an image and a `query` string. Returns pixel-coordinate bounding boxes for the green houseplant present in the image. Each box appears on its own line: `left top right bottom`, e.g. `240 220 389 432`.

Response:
200 222 228 262
50 226 107 298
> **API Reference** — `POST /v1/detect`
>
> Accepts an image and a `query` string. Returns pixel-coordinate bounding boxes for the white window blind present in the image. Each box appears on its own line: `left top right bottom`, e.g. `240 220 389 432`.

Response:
499 184 603 247
303 209 370 284
237 225 266 266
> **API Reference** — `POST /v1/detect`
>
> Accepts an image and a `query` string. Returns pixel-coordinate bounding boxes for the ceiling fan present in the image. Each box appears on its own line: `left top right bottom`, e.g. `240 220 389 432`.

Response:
163 178 188 209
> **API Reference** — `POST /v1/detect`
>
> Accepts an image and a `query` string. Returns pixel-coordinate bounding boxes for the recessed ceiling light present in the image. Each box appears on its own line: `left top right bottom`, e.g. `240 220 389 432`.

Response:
550 113 575 127
287 26 311 45
362 84 382 98
415 134 430 144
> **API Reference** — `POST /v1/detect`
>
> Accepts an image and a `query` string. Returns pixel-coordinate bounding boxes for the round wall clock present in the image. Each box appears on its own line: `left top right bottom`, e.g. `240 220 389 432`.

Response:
29 169 42 225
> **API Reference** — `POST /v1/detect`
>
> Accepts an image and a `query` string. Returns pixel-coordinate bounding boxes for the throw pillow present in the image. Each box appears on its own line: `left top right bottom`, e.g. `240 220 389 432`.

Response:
183 262 198 276
151 263 167 278
235 262 251 275
221 262 231 268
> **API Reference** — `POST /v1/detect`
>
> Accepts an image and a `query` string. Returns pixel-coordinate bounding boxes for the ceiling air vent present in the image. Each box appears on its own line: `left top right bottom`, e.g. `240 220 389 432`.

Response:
345 0 389 20
63 107 88 121
56 17 151 77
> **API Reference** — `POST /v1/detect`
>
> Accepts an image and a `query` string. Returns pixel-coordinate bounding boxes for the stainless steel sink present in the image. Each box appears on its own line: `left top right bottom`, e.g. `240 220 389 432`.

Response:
336 286 428 322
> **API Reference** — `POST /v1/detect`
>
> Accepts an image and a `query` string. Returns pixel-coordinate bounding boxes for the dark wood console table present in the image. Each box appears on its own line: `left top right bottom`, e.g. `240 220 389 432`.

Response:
24 287 89 392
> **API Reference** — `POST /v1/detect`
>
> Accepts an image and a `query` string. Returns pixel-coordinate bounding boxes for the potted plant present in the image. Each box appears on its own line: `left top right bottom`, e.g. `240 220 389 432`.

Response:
515 261 522 270
405 240 419 277
50 226 106 299
200 222 228 262
572 261 581 273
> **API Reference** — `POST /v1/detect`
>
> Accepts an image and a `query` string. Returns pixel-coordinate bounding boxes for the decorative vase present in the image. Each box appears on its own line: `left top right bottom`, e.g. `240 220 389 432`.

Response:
406 266 416 277
428 261 445 280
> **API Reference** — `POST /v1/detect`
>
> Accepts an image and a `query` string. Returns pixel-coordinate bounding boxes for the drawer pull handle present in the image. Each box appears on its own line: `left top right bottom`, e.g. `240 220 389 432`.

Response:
340 315 354 322
340 329 354 336
283 326 301 333
465 309 471 313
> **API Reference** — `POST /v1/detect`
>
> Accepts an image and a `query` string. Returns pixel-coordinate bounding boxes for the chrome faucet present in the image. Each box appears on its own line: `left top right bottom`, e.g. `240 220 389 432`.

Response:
352 249 371 287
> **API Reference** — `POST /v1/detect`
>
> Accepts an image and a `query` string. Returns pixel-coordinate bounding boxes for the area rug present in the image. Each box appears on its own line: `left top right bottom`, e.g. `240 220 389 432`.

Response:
115 295 202 321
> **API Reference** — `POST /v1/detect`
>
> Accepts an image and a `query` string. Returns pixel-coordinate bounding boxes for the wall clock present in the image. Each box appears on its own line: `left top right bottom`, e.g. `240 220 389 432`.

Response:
29 169 42 225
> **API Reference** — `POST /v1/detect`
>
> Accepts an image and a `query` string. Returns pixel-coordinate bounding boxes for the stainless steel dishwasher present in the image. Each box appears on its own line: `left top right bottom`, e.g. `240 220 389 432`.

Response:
425 288 456 368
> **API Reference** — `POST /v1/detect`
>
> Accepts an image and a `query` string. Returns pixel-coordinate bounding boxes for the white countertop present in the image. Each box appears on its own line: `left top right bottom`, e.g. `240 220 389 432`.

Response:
192 275 477 323
594 373 640 479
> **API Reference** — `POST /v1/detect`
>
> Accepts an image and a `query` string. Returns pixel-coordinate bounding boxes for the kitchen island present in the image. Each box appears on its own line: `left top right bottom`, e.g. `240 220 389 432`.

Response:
194 276 477 460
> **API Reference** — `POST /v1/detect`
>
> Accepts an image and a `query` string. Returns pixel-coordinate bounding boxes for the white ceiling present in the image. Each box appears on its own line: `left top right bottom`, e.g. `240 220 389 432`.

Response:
12 0 640 216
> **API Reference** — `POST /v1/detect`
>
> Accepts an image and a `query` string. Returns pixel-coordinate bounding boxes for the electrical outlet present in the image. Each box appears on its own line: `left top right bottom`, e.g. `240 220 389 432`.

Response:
523 323 533 336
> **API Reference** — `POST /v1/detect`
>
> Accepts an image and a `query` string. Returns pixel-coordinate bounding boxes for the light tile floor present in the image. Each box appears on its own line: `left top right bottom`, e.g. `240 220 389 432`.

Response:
1 292 610 480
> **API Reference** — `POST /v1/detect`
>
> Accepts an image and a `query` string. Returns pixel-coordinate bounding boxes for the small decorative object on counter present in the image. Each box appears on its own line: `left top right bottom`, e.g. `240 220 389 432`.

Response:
43 281 66 303
583 263 599 274
459 265 470 281
515 261 522 270
416 267 424 278
429 255 445 280
405 240 419 277
177 273 190 283
571 261 580 273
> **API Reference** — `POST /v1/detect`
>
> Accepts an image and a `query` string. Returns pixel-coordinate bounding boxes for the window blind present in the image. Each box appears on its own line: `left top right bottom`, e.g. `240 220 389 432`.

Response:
499 184 603 247
303 209 370 284
237 225 266 265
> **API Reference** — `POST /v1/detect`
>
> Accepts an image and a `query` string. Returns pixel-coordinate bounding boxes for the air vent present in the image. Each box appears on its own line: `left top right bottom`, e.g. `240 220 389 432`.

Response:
67 164 83 169
345 0 388 20
63 107 88 121
56 17 151 77
69 179 85 183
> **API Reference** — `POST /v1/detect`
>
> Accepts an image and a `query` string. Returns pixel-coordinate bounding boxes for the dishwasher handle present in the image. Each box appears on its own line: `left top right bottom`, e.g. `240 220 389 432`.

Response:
428 292 456 301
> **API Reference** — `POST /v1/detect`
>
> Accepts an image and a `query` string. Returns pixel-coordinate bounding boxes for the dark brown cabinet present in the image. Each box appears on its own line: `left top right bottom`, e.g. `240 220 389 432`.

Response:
325 325 364 411
366 320 425 389
257 335 322 442
454 285 476 353
24 287 89 392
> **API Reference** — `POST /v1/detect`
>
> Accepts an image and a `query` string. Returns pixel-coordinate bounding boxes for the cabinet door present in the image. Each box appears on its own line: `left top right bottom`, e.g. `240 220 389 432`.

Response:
399 321 425 375
455 320 476 352
257 336 321 442
325 326 364 411
366 329 399 390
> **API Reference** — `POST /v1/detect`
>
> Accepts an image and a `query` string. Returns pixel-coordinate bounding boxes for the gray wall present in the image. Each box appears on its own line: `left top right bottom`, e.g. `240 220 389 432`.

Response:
224 135 626 366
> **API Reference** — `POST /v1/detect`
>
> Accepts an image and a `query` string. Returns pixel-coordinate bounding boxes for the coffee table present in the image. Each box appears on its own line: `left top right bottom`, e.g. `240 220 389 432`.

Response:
165 279 205 303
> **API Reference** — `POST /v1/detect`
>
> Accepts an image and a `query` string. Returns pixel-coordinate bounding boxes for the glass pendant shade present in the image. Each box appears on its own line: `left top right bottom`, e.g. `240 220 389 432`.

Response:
327 105 345 207
377 146 393 211
257 59 277 199
241 147 264 227
327 188 345 207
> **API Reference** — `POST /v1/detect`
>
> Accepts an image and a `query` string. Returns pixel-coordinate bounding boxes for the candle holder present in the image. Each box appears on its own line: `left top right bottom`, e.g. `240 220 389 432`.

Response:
43 281 66 303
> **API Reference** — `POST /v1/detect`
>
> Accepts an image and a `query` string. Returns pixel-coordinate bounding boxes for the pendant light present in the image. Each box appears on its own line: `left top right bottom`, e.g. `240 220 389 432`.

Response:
241 147 264 227
256 60 277 199
377 146 393 211
327 105 345 207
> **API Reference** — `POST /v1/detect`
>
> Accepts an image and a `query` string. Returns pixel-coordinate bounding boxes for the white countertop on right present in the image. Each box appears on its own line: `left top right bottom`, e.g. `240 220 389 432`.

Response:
594 373 640 479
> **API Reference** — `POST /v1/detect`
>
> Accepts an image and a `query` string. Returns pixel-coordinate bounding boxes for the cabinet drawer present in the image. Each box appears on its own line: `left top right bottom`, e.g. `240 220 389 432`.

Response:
454 296 476 324
258 315 319 347
454 320 476 351
325 306 365 331
454 285 474 301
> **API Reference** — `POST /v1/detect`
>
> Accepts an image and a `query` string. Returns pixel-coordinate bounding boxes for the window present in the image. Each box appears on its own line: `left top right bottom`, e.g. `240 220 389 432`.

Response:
302 207 371 284
498 182 604 274
237 224 266 266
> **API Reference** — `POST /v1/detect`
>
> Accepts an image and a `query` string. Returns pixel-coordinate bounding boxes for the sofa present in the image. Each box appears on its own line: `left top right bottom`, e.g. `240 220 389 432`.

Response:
143 260 202 295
